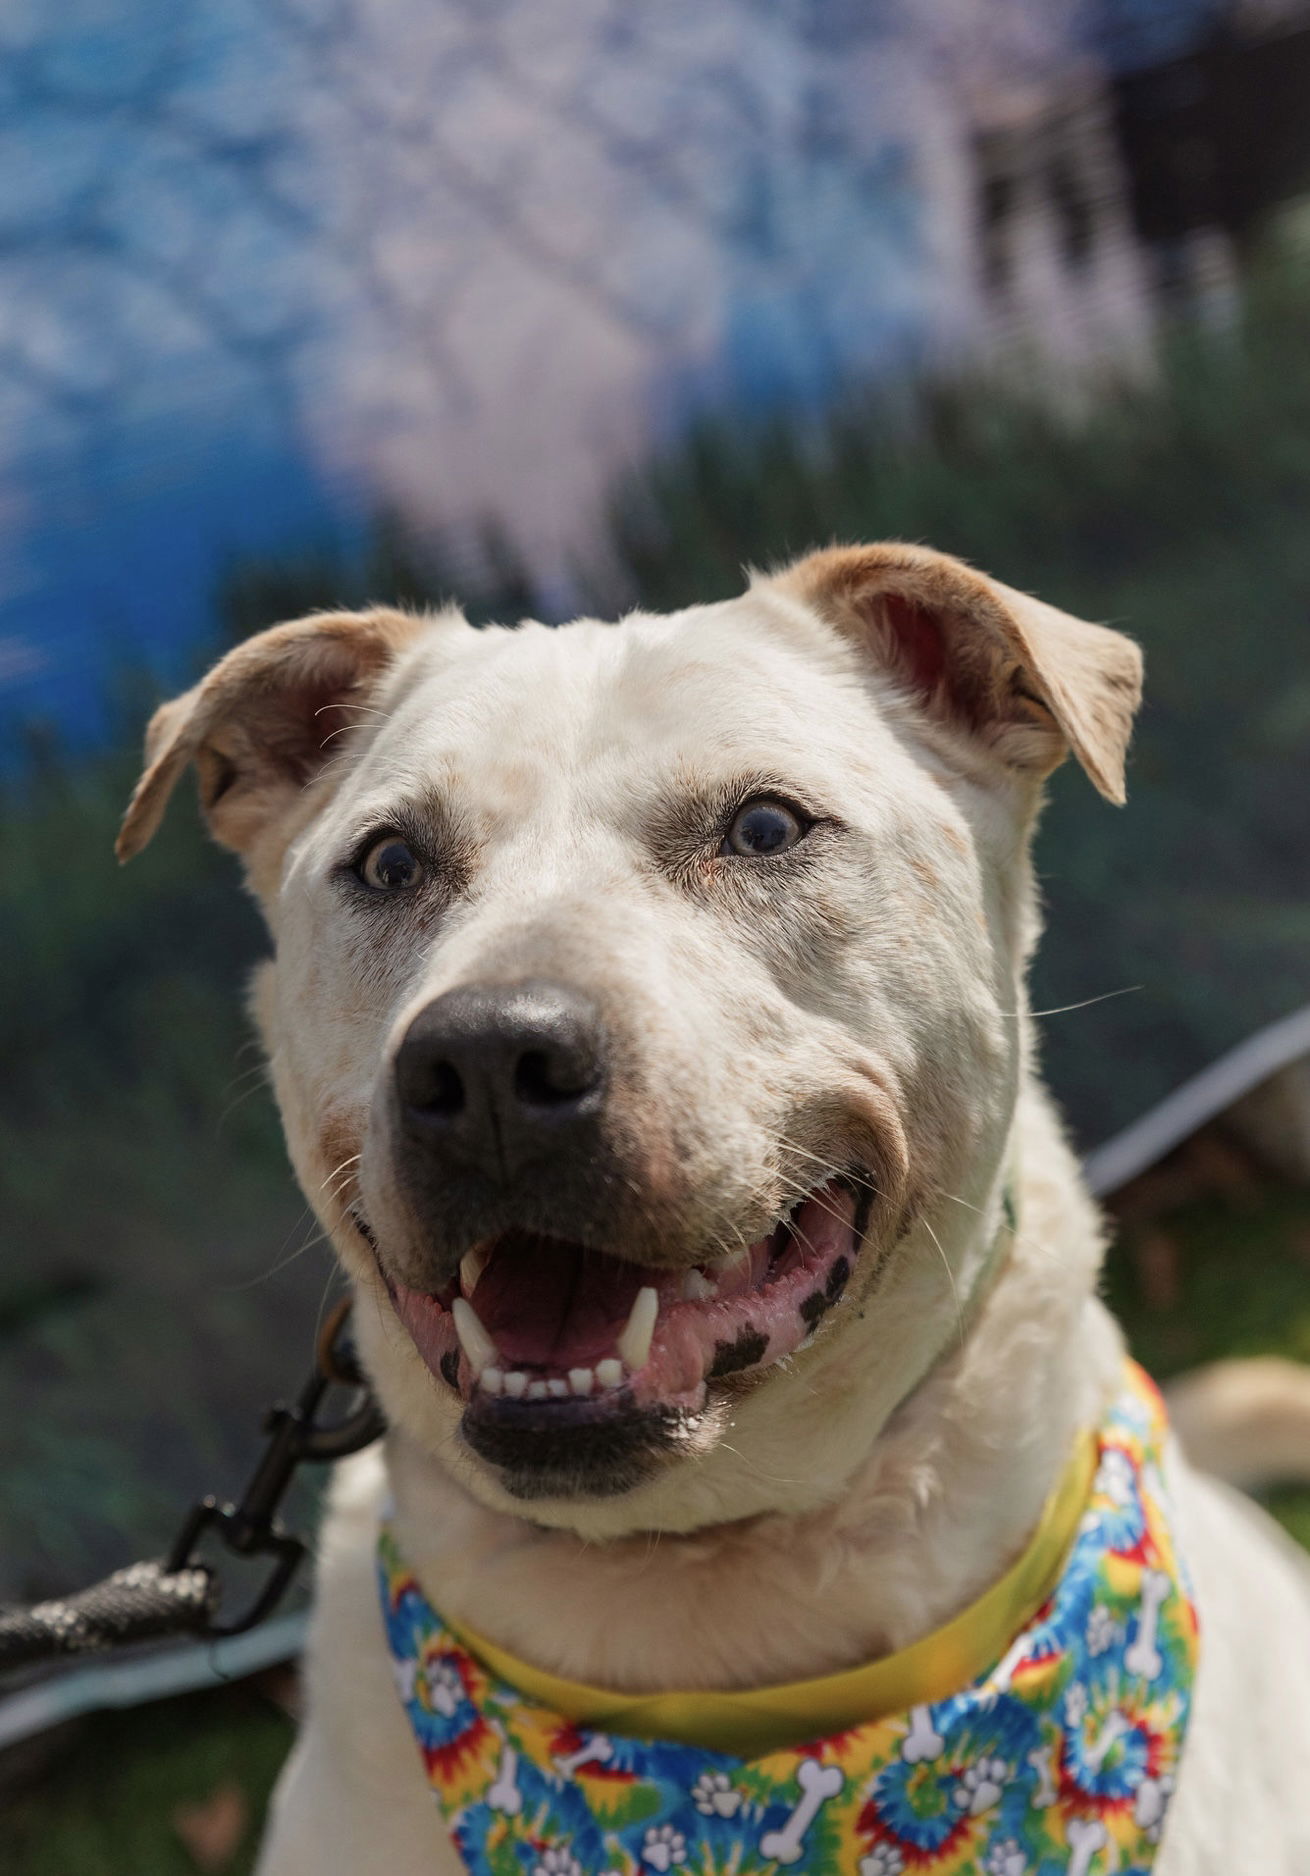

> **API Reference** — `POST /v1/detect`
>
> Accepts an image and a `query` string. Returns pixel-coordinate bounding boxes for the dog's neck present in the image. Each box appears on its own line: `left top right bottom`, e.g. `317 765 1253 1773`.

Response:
385 1083 1123 1693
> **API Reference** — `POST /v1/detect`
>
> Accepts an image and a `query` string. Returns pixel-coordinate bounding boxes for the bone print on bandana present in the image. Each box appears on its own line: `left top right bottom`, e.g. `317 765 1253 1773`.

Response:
378 1361 1197 1875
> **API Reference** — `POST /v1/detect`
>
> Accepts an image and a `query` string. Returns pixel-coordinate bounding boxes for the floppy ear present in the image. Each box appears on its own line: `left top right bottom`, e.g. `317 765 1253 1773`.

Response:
771 543 1142 802
116 608 428 862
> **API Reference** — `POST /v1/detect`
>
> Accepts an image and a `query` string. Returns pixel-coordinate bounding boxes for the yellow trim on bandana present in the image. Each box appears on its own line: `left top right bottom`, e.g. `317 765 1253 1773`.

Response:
444 1427 1096 1759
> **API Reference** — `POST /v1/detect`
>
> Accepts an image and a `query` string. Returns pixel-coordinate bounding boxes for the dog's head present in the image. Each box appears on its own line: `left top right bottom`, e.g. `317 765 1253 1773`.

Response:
120 547 1139 1532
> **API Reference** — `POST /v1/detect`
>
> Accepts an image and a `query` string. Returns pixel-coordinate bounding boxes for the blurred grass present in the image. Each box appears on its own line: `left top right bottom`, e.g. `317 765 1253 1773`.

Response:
1108 1192 1310 1376
1106 1185 1310 1547
5 1688 292 1876
0 733 323 1596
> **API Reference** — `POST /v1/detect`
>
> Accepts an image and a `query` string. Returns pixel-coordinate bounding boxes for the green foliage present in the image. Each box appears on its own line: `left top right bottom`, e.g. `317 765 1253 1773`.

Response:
2 732 262 1130
1107 1189 1310 1376
1105 1185 1310 1546
0 728 325 1596
219 511 541 642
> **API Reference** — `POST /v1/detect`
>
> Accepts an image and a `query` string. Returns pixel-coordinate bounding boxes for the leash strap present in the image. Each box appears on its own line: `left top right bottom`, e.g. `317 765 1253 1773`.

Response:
0 1561 218 1674
0 1298 385 1676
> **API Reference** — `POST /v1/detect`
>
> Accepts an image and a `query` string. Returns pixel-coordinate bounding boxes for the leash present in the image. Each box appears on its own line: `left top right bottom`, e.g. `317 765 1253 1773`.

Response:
0 1299 385 1676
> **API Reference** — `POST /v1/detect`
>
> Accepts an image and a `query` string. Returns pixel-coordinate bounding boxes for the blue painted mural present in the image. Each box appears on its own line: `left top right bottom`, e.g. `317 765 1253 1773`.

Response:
0 0 1248 744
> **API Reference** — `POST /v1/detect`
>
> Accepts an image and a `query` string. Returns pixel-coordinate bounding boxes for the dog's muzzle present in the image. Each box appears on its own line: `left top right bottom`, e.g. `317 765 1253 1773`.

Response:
366 978 868 1498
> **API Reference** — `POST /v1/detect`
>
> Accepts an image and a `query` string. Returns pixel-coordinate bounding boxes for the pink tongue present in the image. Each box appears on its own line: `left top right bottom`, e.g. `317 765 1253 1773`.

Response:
471 1233 659 1369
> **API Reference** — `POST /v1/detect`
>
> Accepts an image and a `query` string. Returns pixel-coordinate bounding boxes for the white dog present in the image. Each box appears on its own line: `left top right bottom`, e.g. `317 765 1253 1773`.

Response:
119 544 1310 1874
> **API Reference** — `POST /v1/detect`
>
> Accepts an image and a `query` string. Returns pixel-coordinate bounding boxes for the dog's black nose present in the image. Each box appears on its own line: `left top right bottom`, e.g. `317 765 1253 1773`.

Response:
394 982 607 1174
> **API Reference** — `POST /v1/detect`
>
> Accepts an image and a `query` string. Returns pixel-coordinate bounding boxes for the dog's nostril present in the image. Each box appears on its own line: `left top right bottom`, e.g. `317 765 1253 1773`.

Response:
394 982 607 1161
514 1047 596 1108
404 1058 465 1118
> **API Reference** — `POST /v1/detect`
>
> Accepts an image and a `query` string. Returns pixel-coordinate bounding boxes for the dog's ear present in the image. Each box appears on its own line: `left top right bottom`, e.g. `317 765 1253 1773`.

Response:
117 608 428 862
771 543 1142 802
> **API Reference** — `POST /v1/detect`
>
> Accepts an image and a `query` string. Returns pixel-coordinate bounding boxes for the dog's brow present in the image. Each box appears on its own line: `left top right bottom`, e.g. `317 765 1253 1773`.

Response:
334 789 479 874
646 771 835 846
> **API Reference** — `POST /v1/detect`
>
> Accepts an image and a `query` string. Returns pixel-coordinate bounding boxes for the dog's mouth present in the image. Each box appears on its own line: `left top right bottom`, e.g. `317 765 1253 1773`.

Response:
359 1176 865 1425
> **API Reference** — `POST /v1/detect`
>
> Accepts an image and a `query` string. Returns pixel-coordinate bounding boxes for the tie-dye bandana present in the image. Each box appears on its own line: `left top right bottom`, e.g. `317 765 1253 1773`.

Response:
378 1361 1197 1875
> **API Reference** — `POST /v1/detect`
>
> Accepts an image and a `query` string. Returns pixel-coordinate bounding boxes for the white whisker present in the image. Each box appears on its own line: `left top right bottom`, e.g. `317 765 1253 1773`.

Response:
715 1440 804 1490
1012 985 1142 1020
935 1187 1062 1267
320 1152 362 1194
921 1213 965 1354
219 1208 333 1291
770 1159 881 1236
313 701 390 721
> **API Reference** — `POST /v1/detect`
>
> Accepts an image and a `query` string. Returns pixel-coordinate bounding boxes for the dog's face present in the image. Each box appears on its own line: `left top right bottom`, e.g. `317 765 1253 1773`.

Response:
120 547 1139 1533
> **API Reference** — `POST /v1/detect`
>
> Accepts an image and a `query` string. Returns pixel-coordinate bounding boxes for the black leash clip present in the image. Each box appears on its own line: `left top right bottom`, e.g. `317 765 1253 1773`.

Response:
165 1299 386 1637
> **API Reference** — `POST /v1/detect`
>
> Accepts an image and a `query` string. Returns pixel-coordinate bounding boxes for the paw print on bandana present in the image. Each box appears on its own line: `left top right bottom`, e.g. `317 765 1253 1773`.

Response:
423 1658 463 1717
533 1850 583 1876
1095 1448 1135 1507
985 1841 1027 1876
1086 1603 1122 1657
859 1845 905 1876
953 1756 1009 1816
641 1824 688 1869
1064 1680 1089 1728
692 1769 742 1818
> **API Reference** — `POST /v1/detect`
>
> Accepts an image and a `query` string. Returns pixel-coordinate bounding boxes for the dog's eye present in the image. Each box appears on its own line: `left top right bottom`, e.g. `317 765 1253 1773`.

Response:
358 835 422 892
722 798 806 858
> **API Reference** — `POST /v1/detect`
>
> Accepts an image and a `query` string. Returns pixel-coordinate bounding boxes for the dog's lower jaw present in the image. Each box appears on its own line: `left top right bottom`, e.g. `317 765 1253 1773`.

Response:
374 1086 1122 1686
460 1395 720 1501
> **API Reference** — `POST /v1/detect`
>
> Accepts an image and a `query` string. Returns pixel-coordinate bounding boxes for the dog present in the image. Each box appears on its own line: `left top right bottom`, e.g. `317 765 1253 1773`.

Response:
119 543 1310 1873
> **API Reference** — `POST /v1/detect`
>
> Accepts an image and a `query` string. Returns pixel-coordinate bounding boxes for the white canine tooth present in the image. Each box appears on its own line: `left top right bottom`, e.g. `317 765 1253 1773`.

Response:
527 1380 549 1401
480 1366 504 1395
568 1367 594 1397
459 1245 489 1296
503 1370 528 1399
681 1267 718 1302
452 1298 498 1373
616 1285 658 1372
546 1378 569 1399
595 1357 624 1390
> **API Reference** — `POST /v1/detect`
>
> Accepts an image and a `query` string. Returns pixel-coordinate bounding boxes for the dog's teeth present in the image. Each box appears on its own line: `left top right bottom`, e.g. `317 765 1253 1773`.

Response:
503 1369 528 1399
546 1378 569 1399
595 1358 623 1390
616 1286 658 1372
568 1367 594 1397
681 1267 718 1302
452 1298 498 1373
480 1366 504 1395
708 1248 748 1275
459 1245 489 1297
527 1380 549 1401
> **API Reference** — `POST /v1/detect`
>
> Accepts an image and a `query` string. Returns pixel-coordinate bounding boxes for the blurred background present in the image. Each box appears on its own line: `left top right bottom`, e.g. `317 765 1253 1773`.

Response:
3 0 1310 1867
